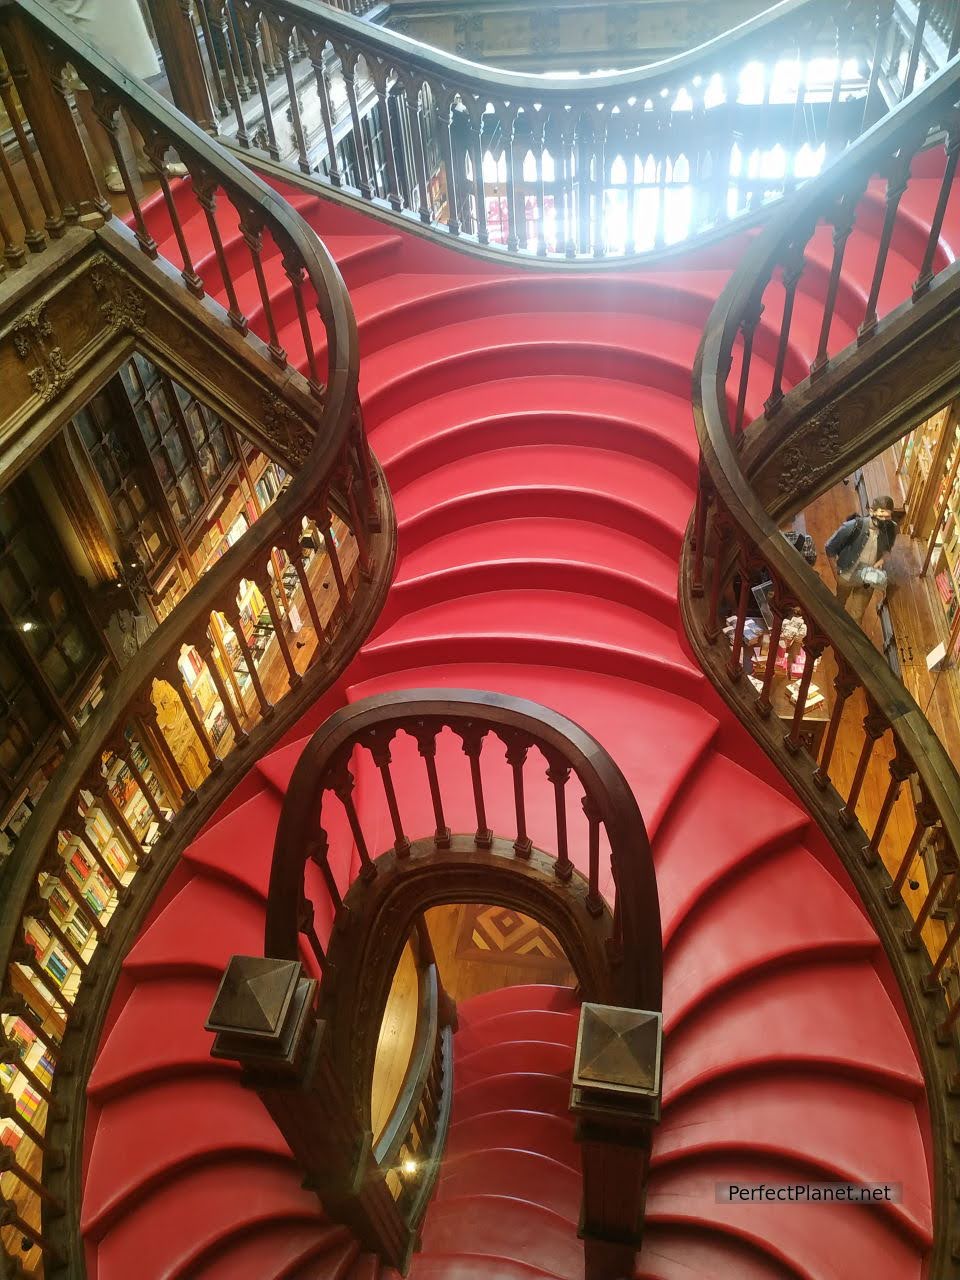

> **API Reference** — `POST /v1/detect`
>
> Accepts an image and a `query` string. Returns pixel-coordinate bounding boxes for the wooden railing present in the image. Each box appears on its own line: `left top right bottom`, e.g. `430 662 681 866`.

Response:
0 1 395 1273
687 43 960 1280
248 687 662 1267
149 0 947 260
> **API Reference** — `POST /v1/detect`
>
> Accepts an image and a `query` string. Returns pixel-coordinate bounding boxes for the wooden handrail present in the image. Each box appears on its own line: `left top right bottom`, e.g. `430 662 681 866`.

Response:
0 1 397 1273
689 39 960 1280
151 0 932 260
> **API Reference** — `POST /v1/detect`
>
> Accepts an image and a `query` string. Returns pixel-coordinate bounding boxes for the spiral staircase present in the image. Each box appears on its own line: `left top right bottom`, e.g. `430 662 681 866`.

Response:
2 1 960 1278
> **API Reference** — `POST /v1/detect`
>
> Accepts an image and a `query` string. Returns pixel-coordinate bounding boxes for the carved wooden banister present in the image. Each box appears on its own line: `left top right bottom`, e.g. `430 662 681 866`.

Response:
146 0 951 262
0 1 397 1274
687 40 960 1280
214 688 663 1271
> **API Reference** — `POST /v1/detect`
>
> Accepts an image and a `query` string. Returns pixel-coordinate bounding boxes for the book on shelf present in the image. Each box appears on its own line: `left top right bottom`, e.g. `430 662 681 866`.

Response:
16 1086 40 1123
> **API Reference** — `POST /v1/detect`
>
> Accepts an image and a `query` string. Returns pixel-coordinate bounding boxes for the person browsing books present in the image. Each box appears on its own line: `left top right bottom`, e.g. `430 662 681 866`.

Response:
825 495 898 624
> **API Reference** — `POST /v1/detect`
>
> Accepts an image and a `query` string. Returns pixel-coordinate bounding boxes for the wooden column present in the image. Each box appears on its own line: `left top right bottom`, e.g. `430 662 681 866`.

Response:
145 0 217 134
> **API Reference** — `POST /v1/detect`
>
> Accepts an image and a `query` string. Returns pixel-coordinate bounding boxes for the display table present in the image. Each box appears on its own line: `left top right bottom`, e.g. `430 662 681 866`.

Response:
767 669 832 757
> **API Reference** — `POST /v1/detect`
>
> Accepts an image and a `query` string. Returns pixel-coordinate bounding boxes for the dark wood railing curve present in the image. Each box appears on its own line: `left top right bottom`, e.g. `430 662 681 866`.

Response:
689 44 960 1280
265 687 662 1014
153 0 945 261
0 2 397 1272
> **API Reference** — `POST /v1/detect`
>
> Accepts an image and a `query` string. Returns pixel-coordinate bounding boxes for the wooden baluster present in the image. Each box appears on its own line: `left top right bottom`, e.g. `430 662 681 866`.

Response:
824 13 853 155
238 209 287 365
653 107 668 251
837 703 888 824
309 829 343 911
859 143 917 339
560 117 575 258
546 756 573 883
888 794 938 899
414 725 451 849
951 0 960 58
726 542 752 680
297 892 327 972
764 240 806 416
275 22 310 174
581 793 603 917
29 902 87 973
210 0 248 143
914 120 960 298
505 107 523 253
459 725 492 848
862 1 894 131
194 177 248 333
705 510 731 644
863 750 915 867
906 842 957 949
533 115 547 256
341 466 372 578
90 777 148 867
230 2 256 96
0 198 24 268
812 658 860 785
91 90 158 256
756 601 785 718
331 761 376 879
811 187 865 376
786 47 808 191
784 637 826 754
113 740 167 828
690 470 711 599
196 631 247 745
0 1040 54 1106
504 734 532 857
159 657 221 770
0 998 60 1053
467 102 489 244
308 35 341 188
902 1 931 98
318 512 349 614
576 113 592 256
221 598 273 719
367 734 410 857
436 89 461 237
142 136 205 297
624 128 638 256
925 896 960 990
281 255 323 394
12 944 70 1012
406 78 433 224
375 67 403 212
290 535 332 658
0 123 43 253
136 696 196 805
0 54 65 238
69 822 124 897
0 13 109 224
241 10 280 159
0 1095 48 1153
259 15 280 78
145 0 217 132
193 0 230 118
733 294 763 436
339 47 374 200
0 1147 63 1210
255 568 301 687
41 852 104 934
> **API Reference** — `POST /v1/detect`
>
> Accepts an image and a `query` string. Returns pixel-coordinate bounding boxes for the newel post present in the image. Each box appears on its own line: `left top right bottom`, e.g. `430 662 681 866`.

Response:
145 0 217 134
571 1003 663 1280
206 956 410 1266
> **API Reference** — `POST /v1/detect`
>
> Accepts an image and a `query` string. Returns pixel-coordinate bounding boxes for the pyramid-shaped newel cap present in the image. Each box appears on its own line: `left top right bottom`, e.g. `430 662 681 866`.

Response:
572 1003 662 1122
206 956 301 1042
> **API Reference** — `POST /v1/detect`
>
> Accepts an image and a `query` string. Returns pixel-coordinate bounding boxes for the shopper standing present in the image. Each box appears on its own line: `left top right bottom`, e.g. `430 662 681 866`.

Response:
825 495 898 624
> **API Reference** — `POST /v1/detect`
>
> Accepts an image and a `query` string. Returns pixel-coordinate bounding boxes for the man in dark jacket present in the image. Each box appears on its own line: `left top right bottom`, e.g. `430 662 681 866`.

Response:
825 495 898 624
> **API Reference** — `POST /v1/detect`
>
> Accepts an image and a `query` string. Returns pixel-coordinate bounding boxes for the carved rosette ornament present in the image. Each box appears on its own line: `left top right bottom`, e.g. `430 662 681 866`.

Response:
10 302 68 402
261 394 314 466
90 258 147 334
776 408 842 493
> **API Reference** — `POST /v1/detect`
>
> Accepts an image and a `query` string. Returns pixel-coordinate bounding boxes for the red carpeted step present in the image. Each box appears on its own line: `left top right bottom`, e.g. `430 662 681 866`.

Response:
451 1074 572 1125
437 1149 581 1223
419 1196 582 1280
453 1010 579 1061
453 982 579 1028
455 1040 572 1089
191 1225 358 1280
446 1110 578 1172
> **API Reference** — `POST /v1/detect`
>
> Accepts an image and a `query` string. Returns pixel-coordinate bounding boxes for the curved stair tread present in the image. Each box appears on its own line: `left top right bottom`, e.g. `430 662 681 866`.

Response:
370 376 700 479
453 983 579 1026
653 1073 930 1240
634 1224 815 1279
419 1195 583 1280
181 789 284 900
451 1073 572 1125
652 751 812 940
190 1224 357 1280
122 873 268 979
88 977 228 1101
437 1149 582 1223
407 1257 566 1280
391 443 694 537
644 1155 927 1279
663 844 876 1028
453 1010 579 1061
455 1040 574 1088
446 1110 578 1171
664 961 925 1104
91 1159 328 1280
82 1076 289 1237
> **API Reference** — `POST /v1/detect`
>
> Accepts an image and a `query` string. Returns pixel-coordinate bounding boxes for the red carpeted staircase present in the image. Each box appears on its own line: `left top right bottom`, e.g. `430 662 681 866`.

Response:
76 159 954 1277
